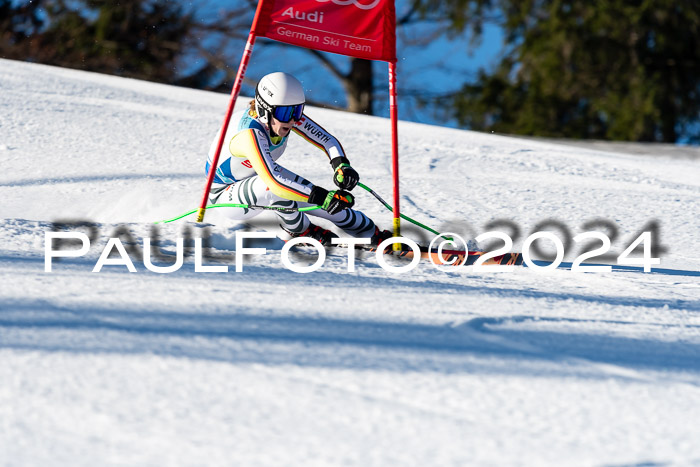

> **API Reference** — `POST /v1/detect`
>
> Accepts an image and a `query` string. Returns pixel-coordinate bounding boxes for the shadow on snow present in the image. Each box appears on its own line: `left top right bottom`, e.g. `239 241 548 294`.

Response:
1 294 699 378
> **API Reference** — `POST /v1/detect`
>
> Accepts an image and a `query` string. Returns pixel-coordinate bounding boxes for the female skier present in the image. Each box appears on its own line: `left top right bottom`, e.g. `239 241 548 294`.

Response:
205 71 391 246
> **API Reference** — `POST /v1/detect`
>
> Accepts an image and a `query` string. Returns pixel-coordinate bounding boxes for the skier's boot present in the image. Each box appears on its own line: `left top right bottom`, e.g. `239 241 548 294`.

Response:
283 223 338 246
369 226 400 253
370 226 393 247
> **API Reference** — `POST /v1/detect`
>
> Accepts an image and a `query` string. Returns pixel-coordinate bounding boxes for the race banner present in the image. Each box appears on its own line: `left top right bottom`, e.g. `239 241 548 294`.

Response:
254 0 397 62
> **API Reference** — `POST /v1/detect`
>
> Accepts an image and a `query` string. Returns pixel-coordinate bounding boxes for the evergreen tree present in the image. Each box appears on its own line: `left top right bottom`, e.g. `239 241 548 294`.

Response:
1 0 196 84
427 0 700 142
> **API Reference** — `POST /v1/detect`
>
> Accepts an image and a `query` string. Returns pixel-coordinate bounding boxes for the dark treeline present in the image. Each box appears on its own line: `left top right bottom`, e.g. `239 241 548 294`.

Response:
1 0 197 83
3 0 699 143
419 0 700 143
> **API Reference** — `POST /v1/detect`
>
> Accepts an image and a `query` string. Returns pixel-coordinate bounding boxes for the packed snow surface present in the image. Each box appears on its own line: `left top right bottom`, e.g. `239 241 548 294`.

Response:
1 59 700 466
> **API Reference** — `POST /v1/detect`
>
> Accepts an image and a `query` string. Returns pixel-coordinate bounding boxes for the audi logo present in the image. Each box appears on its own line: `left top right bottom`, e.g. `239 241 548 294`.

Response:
315 0 382 11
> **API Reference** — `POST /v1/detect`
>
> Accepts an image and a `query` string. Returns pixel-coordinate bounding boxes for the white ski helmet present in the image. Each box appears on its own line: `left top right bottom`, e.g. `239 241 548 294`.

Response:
254 72 305 126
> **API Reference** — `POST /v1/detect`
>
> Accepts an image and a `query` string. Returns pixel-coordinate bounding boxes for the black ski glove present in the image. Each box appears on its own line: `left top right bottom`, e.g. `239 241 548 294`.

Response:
331 157 359 191
308 186 354 215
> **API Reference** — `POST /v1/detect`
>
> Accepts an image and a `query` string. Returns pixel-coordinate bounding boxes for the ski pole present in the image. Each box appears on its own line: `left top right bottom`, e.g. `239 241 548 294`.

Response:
158 185 448 239
155 203 321 224
357 183 450 240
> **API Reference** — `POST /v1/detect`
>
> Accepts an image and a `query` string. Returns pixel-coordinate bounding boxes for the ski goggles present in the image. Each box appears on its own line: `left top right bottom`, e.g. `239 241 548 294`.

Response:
272 103 304 123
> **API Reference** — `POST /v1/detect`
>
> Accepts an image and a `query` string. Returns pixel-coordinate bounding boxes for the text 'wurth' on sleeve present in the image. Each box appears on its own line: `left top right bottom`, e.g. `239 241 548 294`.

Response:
292 114 347 162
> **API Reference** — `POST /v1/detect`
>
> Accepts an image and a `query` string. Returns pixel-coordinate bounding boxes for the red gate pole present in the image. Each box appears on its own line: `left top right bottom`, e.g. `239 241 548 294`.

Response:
196 2 266 223
388 61 401 249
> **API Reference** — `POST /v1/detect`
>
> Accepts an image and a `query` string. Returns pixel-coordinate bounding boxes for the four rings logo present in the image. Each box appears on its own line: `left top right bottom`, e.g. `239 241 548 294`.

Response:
315 0 382 10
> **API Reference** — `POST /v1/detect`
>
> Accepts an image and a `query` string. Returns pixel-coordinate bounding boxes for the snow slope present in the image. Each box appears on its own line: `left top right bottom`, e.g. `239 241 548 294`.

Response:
1 58 700 466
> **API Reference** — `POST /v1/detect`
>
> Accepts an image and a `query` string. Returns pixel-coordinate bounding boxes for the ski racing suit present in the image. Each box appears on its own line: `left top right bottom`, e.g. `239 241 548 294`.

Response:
205 108 377 237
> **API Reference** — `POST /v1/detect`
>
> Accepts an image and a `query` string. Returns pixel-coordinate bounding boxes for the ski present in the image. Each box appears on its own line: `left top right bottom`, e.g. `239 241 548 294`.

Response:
333 243 524 267
416 245 523 267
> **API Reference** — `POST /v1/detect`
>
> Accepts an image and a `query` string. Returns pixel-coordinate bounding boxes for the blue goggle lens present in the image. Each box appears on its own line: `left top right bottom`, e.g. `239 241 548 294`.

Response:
272 104 304 123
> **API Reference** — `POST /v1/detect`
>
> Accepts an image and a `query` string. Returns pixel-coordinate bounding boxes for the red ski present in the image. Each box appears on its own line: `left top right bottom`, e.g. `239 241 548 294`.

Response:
357 244 524 267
